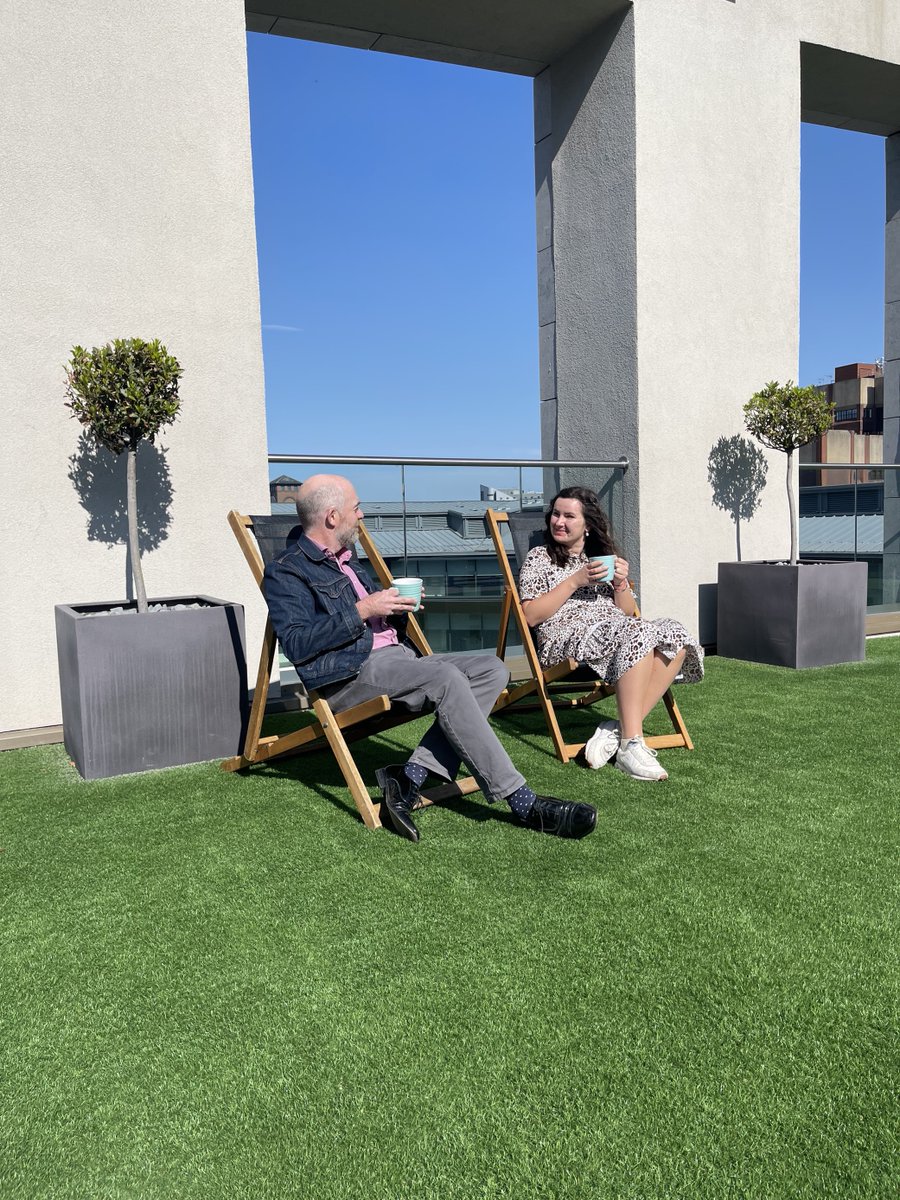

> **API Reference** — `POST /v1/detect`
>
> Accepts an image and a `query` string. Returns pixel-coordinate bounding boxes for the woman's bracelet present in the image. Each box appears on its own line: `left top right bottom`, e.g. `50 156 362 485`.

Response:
613 578 629 593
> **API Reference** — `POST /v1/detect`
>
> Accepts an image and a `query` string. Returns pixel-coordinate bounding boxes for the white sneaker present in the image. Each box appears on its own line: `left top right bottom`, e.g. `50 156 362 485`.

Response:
584 719 620 769
615 736 668 781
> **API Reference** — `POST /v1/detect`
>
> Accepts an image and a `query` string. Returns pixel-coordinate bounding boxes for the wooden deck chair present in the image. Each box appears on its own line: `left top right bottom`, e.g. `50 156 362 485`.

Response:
486 508 693 764
221 511 483 829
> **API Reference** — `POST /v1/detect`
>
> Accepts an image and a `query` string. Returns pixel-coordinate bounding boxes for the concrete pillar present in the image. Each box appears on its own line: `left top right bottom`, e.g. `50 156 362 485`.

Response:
536 0 796 639
534 9 639 557
883 133 900 605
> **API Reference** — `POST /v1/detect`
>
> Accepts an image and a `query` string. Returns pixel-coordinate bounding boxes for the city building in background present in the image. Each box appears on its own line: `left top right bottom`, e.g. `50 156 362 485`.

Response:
480 484 544 508
801 362 884 486
799 363 885 604
269 475 303 504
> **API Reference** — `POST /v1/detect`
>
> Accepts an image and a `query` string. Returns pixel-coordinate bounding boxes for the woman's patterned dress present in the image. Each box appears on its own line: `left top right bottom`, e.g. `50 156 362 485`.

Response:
517 546 704 685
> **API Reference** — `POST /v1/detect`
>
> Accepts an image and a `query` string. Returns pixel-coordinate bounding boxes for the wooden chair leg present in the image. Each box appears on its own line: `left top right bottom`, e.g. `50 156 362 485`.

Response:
496 588 512 661
662 687 694 750
222 620 277 771
245 623 278 760
536 676 572 763
513 621 571 765
311 698 383 830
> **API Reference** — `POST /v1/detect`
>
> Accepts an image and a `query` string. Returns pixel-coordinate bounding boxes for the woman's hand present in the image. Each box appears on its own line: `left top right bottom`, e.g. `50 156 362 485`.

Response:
570 562 596 589
610 557 636 614
611 557 629 590
583 560 610 587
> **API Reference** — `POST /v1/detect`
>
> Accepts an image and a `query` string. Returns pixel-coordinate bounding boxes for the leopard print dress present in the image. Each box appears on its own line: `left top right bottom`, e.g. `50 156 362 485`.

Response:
518 546 704 685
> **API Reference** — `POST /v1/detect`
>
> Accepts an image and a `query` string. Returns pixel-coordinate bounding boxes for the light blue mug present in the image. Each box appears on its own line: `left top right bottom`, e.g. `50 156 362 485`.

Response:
588 554 617 584
391 577 423 612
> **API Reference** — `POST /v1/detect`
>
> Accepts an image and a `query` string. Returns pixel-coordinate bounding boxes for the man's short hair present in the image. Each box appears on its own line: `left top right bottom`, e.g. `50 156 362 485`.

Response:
295 479 348 529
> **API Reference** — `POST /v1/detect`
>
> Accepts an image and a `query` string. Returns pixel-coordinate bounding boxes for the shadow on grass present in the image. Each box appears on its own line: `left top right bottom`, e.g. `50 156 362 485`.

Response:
490 695 624 756
241 709 530 832
246 683 698 835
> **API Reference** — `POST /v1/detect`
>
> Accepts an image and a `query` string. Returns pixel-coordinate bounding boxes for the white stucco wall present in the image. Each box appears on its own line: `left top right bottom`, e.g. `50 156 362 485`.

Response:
800 0 900 61
631 0 900 628
0 0 270 733
633 0 800 631
541 0 900 638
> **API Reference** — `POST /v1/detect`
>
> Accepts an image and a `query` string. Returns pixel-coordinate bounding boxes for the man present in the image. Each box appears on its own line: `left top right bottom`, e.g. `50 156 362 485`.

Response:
263 475 596 843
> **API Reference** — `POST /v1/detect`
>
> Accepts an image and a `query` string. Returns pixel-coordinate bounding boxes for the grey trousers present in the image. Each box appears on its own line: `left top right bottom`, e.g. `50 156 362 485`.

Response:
322 645 525 803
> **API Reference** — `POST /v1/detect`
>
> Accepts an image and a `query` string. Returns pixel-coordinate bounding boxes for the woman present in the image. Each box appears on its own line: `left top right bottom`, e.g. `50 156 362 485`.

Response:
518 487 703 781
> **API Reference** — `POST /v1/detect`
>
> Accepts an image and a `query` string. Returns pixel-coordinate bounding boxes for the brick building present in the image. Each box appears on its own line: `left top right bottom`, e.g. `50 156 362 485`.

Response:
269 475 303 504
800 363 884 486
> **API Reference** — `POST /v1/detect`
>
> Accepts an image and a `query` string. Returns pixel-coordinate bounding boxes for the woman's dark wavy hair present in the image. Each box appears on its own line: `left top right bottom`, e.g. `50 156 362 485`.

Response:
543 486 623 567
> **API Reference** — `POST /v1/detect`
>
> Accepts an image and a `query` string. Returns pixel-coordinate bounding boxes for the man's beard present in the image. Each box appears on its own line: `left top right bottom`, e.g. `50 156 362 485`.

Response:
337 523 359 549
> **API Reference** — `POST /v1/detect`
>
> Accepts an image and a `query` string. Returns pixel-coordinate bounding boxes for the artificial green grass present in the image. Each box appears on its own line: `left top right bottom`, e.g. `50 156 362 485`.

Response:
1 642 897 1199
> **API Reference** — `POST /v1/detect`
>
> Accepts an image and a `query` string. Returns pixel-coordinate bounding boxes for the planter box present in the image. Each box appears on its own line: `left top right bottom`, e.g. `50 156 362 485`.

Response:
717 561 867 669
55 596 248 779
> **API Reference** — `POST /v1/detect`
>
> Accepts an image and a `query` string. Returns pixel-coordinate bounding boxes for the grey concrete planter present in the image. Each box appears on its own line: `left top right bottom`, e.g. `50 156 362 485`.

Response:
717 561 867 669
55 596 248 779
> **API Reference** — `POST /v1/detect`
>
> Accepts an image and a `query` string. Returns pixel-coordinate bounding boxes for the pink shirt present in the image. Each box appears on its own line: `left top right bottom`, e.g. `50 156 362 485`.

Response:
309 537 398 652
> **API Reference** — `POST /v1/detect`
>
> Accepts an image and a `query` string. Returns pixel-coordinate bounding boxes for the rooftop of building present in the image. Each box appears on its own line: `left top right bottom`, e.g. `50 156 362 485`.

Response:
833 362 883 381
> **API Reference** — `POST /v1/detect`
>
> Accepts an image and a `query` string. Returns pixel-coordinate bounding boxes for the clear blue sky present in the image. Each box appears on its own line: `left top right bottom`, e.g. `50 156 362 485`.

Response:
246 33 887 496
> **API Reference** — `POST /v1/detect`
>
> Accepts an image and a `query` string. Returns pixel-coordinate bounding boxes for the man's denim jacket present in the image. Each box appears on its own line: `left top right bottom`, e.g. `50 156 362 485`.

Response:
262 531 414 693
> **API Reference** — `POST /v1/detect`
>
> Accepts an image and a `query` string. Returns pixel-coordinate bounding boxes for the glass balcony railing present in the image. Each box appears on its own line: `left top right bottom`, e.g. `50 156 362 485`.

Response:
267 453 629 660
267 455 899 681
798 462 900 611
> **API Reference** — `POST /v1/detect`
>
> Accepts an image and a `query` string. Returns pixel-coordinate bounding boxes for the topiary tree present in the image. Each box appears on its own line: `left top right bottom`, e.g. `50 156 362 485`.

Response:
65 338 183 612
743 380 833 565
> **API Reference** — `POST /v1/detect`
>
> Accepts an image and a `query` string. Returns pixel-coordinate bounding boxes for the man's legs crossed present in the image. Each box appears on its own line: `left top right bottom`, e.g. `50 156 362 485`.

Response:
329 646 522 800
325 646 595 841
408 652 513 788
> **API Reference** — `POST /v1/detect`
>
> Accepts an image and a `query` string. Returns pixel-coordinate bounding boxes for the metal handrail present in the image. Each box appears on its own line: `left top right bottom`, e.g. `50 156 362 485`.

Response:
269 454 629 467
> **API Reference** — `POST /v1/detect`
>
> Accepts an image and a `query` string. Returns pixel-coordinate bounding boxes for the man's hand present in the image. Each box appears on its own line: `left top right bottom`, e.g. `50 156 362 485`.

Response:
356 588 417 622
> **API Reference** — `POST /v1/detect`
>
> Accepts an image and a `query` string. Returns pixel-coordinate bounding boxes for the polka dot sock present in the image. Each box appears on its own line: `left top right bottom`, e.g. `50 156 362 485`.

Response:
404 762 429 789
506 784 536 820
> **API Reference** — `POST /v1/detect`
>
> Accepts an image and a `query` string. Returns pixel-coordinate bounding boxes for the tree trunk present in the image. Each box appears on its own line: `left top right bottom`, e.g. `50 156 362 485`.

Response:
787 448 798 566
127 448 148 612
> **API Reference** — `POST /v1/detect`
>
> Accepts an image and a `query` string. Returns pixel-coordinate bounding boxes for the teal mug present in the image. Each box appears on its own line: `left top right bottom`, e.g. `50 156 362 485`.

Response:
391 577 423 612
588 554 617 583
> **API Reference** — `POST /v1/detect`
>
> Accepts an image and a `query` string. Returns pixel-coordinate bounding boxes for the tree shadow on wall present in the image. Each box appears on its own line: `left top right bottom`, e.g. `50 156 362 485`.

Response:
707 435 768 561
67 433 174 599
